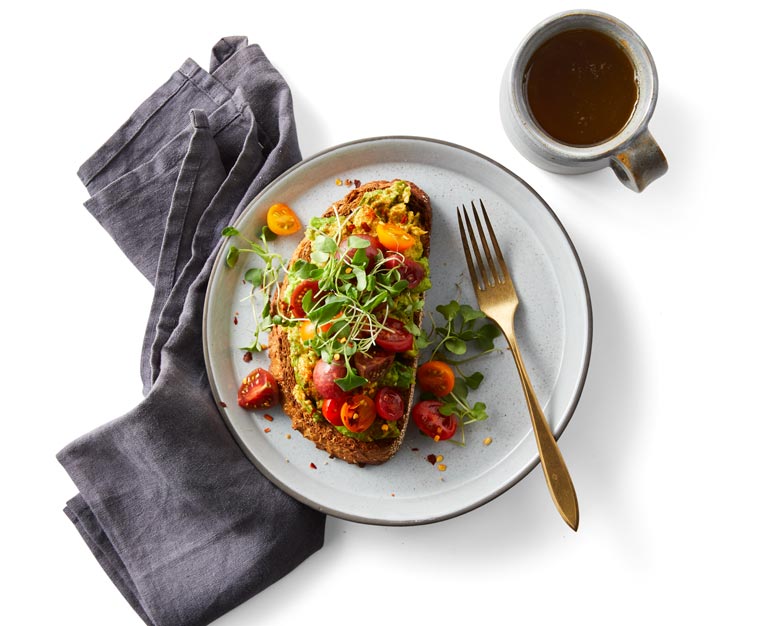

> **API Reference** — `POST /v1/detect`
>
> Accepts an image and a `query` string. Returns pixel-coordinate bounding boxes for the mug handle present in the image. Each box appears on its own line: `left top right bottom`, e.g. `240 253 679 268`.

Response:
610 129 668 192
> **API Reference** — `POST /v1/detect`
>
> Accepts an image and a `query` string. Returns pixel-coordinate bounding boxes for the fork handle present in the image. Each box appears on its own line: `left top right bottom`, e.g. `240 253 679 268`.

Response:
504 328 579 531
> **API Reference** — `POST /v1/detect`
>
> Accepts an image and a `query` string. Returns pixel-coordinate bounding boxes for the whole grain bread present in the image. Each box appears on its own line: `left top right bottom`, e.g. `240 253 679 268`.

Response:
268 180 432 465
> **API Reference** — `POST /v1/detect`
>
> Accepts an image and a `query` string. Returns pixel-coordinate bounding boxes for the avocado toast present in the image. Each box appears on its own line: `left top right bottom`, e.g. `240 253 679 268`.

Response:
269 180 432 465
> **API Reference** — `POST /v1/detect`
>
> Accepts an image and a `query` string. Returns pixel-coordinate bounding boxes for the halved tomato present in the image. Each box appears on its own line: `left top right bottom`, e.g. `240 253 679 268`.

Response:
383 252 425 288
340 394 376 433
412 400 458 441
266 203 301 235
375 386 404 421
375 318 414 353
321 397 348 426
376 222 415 252
417 360 455 397
238 367 279 409
299 313 340 343
289 280 320 317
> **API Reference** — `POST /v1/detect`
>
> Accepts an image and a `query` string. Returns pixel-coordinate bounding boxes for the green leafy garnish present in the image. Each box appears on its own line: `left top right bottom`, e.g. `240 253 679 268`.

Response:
418 299 503 444
220 225 290 351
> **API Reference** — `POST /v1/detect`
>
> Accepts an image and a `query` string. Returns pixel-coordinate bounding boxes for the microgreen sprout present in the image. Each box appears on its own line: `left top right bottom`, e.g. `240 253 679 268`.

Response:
418 299 503 444
221 225 290 351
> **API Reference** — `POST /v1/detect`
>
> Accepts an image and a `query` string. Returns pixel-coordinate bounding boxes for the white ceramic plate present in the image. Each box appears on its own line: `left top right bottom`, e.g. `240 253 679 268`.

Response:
203 136 591 525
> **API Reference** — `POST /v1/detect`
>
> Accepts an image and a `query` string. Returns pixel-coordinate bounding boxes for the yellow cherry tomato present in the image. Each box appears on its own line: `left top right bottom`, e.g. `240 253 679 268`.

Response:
340 394 376 433
417 360 456 397
267 203 301 235
376 222 416 252
298 313 341 342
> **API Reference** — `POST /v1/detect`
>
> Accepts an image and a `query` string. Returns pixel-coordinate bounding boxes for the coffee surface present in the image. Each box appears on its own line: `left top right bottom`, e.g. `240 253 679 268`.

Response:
524 28 638 146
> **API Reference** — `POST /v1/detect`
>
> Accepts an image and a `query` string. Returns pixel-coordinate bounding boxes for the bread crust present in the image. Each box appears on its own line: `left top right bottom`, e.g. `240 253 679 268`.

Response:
268 180 432 465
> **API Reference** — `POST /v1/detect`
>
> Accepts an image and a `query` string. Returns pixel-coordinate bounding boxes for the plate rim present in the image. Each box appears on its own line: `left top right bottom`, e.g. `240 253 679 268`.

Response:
203 135 593 526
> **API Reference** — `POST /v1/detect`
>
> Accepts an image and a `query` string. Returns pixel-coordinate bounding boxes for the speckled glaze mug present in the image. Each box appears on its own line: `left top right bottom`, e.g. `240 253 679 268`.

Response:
500 10 668 192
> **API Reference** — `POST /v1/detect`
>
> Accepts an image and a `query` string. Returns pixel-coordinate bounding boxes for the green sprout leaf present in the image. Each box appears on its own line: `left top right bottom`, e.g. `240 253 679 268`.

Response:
225 245 240 268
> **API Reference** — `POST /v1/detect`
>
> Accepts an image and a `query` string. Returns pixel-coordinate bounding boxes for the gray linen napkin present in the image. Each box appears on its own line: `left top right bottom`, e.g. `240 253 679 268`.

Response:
58 37 325 626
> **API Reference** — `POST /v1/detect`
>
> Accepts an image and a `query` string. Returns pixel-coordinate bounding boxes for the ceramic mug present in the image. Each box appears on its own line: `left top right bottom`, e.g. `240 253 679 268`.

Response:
500 10 668 192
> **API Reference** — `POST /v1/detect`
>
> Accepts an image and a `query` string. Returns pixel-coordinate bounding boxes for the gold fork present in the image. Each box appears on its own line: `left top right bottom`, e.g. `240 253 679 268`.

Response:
457 200 579 531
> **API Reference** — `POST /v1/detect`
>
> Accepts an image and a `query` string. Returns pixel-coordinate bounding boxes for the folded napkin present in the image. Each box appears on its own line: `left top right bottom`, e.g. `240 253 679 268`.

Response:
58 37 325 626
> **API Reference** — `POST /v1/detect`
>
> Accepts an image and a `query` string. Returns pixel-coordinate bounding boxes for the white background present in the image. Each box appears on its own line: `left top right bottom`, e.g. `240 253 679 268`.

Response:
3 1 768 624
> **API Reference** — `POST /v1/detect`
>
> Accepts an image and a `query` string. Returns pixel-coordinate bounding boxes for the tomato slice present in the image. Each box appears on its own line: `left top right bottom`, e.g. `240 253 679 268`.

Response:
383 252 425 288
321 397 348 426
266 203 301 235
289 280 320 317
376 222 416 252
375 318 414 353
340 394 376 433
417 361 455 397
375 386 404 421
299 313 339 343
238 367 279 409
412 400 458 440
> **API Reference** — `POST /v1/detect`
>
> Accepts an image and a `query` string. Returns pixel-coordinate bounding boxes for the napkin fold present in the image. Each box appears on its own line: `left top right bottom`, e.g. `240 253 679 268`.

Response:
58 37 326 626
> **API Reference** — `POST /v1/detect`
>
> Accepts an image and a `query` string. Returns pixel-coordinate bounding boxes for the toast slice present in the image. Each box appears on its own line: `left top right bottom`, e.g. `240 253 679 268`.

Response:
269 180 432 465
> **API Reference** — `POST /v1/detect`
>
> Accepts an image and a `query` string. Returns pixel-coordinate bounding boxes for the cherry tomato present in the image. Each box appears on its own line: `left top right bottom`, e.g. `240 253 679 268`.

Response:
417 361 455 397
353 347 394 381
321 397 348 426
312 360 348 399
289 280 320 317
412 400 458 441
340 394 377 433
337 234 382 270
299 313 340 342
375 386 404 421
383 252 425 288
376 222 416 252
266 203 301 235
237 367 279 409
299 320 316 342
375 318 414 353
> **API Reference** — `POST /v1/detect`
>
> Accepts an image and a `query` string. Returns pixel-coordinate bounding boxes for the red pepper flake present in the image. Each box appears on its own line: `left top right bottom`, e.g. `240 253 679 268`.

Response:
426 454 437 465
353 179 361 188
344 178 352 186
400 214 408 223
233 316 238 325
360 222 371 232
264 427 271 433
243 351 253 363
219 401 227 408
411 447 419 452
391 493 395 497
263 414 274 422
309 462 317 469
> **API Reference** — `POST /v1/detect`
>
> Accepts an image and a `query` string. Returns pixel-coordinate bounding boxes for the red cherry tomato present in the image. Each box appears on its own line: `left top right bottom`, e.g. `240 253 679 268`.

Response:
289 280 320 318
416 361 455 397
375 318 414 353
352 347 394 381
321 397 348 426
412 400 458 441
337 234 382 270
312 360 348 399
340 394 377 433
375 386 404 421
237 367 279 409
383 252 425 289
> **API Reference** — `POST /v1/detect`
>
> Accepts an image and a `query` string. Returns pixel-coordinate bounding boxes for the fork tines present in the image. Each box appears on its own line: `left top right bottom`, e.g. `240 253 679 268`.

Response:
457 200 509 291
